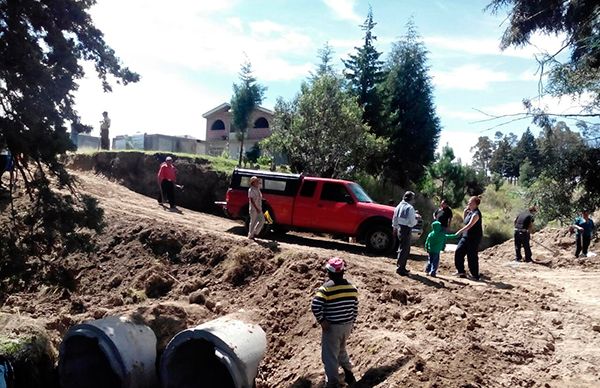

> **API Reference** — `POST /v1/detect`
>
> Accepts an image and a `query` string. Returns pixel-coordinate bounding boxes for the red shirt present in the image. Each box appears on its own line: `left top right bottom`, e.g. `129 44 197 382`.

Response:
157 163 176 182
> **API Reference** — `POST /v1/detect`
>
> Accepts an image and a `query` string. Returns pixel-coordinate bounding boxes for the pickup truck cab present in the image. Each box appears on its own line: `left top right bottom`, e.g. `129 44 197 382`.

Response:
221 168 422 254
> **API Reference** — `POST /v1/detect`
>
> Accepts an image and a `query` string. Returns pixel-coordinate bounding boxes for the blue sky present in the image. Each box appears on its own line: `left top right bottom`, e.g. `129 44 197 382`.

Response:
73 0 591 162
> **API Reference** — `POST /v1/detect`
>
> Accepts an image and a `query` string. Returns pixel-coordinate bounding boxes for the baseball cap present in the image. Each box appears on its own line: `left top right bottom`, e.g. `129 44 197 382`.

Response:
165 156 173 161
325 257 345 273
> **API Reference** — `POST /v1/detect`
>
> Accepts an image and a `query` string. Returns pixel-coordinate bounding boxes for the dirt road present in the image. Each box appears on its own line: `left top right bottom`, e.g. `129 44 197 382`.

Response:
2 171 599 387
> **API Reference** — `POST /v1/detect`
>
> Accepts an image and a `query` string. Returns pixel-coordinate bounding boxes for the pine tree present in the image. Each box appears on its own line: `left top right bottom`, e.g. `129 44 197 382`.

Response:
343 6 385 137
230 60 266 166
380 20 441 186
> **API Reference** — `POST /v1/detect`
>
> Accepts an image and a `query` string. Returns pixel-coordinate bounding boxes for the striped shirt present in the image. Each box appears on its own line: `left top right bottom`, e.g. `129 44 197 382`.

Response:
311 279 358 325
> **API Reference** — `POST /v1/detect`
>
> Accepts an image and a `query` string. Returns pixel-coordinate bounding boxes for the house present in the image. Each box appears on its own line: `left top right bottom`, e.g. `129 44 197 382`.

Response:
112 133 205 154
202 102 274 158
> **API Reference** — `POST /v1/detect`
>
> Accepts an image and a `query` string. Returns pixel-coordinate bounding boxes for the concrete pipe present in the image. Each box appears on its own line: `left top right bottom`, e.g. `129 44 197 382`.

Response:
160 315 267 388
58 316 158 388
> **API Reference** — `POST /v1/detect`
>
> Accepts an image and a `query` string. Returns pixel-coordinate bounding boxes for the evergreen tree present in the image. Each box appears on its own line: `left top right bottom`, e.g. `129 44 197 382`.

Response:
487 0 600 113
0 0 138 279
512 128 541 173
230 60 266 166
343 6 385 137
262 69 386 178
470 136 494 175
380 21 441 186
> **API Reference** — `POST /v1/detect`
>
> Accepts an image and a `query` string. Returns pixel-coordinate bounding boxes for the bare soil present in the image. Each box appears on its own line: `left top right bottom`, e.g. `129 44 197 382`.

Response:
2 171 600 387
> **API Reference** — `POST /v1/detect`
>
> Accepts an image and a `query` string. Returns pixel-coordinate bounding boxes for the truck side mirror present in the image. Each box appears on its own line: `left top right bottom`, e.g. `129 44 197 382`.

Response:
344 194 354 204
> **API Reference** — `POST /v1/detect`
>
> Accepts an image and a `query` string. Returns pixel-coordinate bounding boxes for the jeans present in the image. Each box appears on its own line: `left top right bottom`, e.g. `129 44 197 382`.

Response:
455 236 481 278
322 323 353 386
425 251 440 275
575 234 591 257
514 231 532 261
396 225 412 271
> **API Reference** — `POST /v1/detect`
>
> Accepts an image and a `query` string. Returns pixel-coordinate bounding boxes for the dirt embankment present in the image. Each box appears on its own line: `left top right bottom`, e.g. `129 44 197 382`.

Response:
65 152 230 214
1 171 600 388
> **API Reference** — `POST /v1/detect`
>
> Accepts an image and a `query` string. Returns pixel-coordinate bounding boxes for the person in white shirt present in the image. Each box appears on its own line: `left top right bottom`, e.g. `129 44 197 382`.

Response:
247 176 264 239
392 191 417 276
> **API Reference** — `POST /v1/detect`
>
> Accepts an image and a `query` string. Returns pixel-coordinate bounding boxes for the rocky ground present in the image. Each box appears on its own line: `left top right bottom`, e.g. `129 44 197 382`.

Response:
1 171 600 387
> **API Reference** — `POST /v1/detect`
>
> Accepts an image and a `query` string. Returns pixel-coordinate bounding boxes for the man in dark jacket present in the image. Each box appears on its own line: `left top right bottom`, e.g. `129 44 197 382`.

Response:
433 199 453 231
514 206 537 262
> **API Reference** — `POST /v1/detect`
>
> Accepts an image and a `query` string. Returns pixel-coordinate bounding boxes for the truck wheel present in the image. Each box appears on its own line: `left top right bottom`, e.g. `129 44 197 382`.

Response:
365 225 393 254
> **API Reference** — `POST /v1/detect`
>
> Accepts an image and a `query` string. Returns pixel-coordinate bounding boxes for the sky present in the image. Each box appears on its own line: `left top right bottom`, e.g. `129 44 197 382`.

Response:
73 0 592 163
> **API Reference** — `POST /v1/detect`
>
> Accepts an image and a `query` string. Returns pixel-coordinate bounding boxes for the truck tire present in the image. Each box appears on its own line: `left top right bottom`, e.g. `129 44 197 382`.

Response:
365 225 393 254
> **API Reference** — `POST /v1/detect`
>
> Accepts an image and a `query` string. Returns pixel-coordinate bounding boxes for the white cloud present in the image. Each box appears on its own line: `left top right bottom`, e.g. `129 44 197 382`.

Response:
73 65 226 141
322 0 362 23
88 2 315 82
431 64 510 90
438 131 481 164
424 31 566 59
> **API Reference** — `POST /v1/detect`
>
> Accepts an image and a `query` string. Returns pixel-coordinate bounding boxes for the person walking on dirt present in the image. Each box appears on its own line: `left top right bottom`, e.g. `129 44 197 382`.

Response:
157 156 177 209
514 206 537 262
433 199 453 232
454 196 483 280
425 220 458 277
392 191 418 276
247 176 264 239
311 257 358 387
100 111 111 150
573 210 595 258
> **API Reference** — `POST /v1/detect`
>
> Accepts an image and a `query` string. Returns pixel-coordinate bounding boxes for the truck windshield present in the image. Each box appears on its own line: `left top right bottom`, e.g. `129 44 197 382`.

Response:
349 183 373 203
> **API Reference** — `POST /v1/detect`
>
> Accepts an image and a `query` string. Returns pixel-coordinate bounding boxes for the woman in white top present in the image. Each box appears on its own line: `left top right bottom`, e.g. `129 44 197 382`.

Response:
248 176 265 239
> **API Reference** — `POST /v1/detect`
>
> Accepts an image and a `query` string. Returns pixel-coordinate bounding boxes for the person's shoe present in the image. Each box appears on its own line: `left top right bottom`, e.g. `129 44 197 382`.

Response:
514 258 521 262
343 368 357 385
430 272 437 277
396 268 409 276
469 274 480 281
453 271 467 278
524 258 533 263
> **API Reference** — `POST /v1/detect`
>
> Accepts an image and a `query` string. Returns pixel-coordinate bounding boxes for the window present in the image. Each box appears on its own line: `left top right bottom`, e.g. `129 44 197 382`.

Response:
253 117 269 128
264 179 286 191
299 181 317 197
320 183 351 203
211 120 225 130
348 183 373 203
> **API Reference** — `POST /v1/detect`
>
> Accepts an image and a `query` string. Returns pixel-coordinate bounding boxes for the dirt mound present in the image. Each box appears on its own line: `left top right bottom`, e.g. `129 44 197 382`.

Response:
65 152 230 214
2 172 600 387
483 227 600 270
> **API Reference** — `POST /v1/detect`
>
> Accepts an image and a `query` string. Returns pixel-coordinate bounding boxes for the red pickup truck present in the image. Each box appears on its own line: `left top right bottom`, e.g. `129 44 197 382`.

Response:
220 168 422 254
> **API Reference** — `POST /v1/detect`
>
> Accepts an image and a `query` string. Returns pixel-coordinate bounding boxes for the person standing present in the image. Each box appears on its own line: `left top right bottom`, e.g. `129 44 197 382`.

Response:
573 210 595 258
311 257 358 388
247 176 265 239
514 206 537 262
433 199 453 231
100 111 111 150
157 156 177 209
425 220 458 277
392 191 418 276
454 196 483 280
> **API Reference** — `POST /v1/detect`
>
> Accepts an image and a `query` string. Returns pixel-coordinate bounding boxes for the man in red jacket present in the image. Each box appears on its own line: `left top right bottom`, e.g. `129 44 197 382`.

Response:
157 156 177 209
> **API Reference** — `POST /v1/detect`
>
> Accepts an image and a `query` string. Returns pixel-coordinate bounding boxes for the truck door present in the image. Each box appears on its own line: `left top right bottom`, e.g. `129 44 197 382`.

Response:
315 182 359 234
291 179 318 229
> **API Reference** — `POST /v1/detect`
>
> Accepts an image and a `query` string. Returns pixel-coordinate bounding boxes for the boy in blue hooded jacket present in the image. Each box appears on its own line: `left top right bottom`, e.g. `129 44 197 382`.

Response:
425 220 457 277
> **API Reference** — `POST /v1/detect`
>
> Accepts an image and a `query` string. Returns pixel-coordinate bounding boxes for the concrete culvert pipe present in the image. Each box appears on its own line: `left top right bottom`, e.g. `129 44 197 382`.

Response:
58 316 158 388
160 315 267 388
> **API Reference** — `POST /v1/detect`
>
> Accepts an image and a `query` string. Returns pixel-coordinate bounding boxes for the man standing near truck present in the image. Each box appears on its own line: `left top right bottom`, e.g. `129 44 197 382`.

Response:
393 191 418 276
